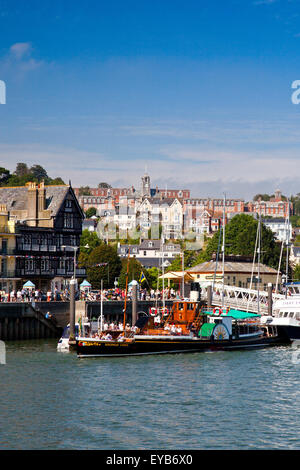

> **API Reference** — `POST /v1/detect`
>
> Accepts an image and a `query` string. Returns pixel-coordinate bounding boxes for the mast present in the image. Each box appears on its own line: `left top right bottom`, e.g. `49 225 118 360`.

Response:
161 234 165 310
123 247 130 332
182 249 185 299
257 206 261 315
285 199 290 299
100 279 103 332
222 193 226 308
247 221 259 313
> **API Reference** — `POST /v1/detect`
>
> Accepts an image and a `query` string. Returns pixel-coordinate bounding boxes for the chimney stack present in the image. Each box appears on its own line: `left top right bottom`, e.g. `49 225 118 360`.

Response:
38 180 46 213
26 182 38 225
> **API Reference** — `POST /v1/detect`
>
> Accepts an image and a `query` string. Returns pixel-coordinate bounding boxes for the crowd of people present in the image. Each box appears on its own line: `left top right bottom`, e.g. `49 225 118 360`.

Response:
81 286 181 302
0 286 182 303
0 287 76 303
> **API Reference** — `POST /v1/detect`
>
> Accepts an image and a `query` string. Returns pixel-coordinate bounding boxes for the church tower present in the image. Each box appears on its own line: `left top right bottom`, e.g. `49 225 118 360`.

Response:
141 173 151 198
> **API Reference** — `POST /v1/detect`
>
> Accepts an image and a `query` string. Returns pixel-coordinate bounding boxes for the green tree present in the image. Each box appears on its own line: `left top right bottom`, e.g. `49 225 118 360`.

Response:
30 164 48 181
0 167 10 185
15 162 29 177
294 235 300 247
118 257 144 289
78 186 91 196
98 182 112 188
87 244 121 289
145 266 160 289
253 193 271 201
204 214 282 270
85 207 97 218
78 229 102 268
47 177 65 185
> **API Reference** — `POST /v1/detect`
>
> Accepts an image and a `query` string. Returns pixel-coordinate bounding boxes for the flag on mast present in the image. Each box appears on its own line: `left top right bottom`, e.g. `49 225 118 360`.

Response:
139 272 146 284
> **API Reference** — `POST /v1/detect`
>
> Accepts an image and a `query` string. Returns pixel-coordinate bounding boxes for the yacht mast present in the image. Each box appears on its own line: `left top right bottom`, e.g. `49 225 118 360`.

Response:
161 234 165 310
257 206 261 315
285 199 290 299
222 193 226 308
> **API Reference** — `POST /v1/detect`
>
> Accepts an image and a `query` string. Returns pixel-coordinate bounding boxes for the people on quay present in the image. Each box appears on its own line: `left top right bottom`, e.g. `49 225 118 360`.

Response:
104 333 112 340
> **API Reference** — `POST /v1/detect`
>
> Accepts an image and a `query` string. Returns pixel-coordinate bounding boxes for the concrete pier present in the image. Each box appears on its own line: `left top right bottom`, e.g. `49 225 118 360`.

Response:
0 302 61 341
0 299 178 341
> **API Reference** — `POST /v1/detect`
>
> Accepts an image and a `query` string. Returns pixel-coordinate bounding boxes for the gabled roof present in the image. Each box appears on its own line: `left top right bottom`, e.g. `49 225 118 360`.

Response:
138 197 182 208
0 184 84 219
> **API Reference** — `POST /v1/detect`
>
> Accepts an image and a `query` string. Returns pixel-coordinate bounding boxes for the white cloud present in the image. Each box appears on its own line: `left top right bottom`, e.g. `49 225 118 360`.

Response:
0 142 299 200
9 42 32 60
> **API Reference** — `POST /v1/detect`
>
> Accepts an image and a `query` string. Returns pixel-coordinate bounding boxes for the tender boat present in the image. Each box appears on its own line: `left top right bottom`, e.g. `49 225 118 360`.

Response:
76 301 288 357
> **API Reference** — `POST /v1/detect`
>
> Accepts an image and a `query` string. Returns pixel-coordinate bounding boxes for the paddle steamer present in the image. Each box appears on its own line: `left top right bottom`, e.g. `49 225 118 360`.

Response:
76 300 288 357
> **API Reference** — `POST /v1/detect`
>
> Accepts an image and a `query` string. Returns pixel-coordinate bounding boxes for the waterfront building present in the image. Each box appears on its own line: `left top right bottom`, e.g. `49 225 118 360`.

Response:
0 182 85 292
0 204 20 293
187 260 279 290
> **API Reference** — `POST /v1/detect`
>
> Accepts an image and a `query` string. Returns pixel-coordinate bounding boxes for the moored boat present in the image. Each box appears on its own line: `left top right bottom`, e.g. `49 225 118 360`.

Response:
76 301 288 357
268 293 300 341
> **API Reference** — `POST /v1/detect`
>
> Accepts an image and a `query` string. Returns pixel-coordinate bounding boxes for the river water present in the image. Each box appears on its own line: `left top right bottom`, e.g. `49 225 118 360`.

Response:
0 340 300 450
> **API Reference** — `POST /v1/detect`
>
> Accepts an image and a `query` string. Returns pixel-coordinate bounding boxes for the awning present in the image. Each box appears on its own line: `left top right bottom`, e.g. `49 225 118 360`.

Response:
23 281 35 288
158 271 193 281
80 280 91 288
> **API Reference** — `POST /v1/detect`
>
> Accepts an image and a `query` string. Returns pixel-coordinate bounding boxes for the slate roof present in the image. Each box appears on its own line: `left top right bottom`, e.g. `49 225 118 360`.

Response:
187 261 277 274
140 197 182 207
0 185 70 218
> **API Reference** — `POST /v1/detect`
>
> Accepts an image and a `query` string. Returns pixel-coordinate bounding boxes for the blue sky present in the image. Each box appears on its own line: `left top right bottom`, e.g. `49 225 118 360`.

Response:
0 0 300 199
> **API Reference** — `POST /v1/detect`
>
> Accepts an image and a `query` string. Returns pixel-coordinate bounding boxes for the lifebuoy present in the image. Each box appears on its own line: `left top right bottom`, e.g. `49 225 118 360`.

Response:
149 307 157 316
162 308 169 316
213 307 222 315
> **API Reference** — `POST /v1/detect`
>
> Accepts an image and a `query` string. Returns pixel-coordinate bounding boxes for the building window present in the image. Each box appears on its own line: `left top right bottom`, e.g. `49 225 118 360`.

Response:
64 213 74 228
25 259 35 272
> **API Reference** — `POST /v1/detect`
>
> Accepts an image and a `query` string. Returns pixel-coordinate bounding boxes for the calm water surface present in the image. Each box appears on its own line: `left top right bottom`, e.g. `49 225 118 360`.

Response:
0 340 299 450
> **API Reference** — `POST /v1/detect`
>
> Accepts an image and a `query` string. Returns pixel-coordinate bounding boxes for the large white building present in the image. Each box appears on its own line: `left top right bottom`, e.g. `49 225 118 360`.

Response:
136 197 184 240
263 218 292 243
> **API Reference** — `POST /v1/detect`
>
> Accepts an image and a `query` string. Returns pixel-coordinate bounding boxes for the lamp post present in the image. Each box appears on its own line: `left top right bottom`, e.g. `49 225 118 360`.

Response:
61 245 78 346
61 245 78 280
161 260 169 310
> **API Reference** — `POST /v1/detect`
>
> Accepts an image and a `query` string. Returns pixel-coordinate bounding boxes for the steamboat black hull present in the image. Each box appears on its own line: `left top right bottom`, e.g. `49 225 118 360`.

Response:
76 334 288 358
